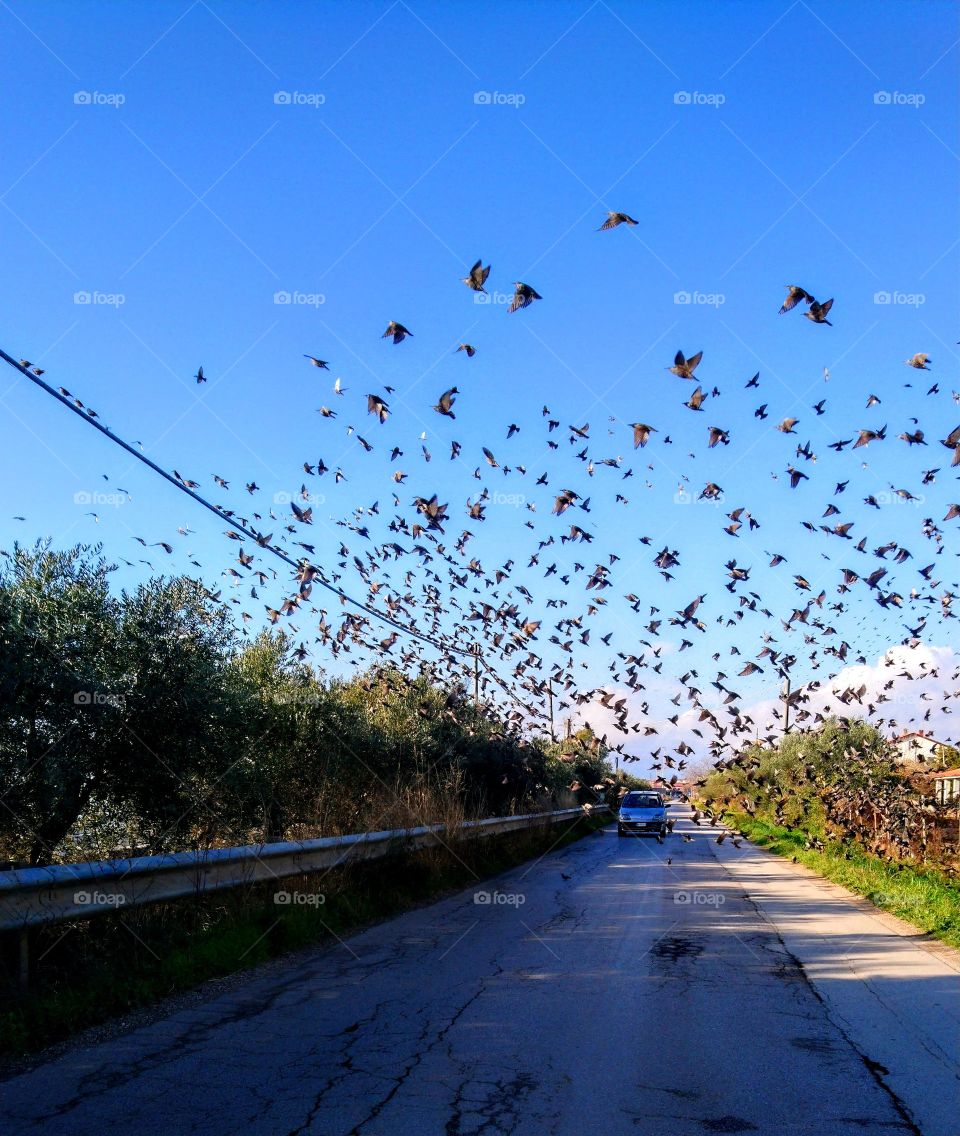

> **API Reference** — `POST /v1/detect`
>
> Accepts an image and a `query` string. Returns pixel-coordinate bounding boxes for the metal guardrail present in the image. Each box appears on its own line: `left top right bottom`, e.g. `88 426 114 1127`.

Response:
0 805 608 934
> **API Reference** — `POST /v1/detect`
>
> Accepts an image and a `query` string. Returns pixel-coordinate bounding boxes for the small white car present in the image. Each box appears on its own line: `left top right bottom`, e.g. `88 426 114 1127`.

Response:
617 791 669 841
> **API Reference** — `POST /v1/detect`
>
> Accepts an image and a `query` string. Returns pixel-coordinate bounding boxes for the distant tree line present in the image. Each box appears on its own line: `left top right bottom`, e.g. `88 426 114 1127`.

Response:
0 542 627 866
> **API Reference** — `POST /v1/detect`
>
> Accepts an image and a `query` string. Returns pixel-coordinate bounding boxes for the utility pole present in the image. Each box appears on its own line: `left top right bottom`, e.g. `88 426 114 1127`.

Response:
472 643 480 703
547 677 555 743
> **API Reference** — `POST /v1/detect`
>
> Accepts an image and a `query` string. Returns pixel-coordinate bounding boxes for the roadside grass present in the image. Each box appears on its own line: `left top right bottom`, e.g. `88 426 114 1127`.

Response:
0 814 606 1060
727 812 960 951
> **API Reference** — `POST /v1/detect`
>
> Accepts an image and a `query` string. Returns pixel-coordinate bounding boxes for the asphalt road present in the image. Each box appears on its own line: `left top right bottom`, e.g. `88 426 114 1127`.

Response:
3 808 958 1136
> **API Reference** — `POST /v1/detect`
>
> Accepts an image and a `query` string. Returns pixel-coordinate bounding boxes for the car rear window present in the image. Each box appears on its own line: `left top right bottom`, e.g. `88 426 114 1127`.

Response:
622 793 661 808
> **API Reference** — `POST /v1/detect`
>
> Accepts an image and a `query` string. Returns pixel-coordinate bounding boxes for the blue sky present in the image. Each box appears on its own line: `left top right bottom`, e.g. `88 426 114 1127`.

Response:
2 1 958 766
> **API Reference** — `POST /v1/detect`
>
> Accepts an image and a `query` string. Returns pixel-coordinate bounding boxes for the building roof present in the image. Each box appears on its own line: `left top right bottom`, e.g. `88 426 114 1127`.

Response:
931 768 960 779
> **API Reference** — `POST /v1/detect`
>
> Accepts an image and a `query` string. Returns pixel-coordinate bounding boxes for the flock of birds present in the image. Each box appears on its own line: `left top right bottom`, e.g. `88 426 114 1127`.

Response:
7 208 960 787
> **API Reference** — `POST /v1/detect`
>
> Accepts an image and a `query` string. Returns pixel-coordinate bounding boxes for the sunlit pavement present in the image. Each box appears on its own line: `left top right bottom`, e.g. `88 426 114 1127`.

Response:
2 807 957 1135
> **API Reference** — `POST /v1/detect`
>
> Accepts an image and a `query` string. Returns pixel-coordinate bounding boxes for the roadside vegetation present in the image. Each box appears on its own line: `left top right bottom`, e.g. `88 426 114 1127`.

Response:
725 813 960 951
696 719 960 948
0 541 632 867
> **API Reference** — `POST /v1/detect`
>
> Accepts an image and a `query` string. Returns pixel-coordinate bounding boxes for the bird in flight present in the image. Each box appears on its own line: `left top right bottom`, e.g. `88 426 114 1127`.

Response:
462 259 491 292
433 387 458 418
383 321 413 344
779 285 813 314
669 350 703 379
804 298 834 326
631 423 656 448
304 355 330 369
509 282 541 313
598 211 638 230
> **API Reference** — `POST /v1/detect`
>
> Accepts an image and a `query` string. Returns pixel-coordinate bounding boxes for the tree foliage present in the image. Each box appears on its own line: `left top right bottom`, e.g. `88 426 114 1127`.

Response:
0 543 609 864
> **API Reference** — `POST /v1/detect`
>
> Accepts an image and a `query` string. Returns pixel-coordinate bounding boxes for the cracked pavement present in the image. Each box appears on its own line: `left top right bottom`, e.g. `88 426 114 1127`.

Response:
2 807 958 1135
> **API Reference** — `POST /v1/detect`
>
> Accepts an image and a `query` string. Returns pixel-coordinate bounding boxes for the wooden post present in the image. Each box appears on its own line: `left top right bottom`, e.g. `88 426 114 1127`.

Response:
547 678 555 743
472 643 480 703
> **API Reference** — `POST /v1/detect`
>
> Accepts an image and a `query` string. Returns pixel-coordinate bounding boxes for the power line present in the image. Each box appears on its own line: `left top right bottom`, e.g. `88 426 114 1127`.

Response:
0 348 578 729
0 348 478 658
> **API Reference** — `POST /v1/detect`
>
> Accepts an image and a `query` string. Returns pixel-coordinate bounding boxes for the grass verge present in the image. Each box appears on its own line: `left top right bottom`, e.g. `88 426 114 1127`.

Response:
0 813 606 1060
727 812 960 951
